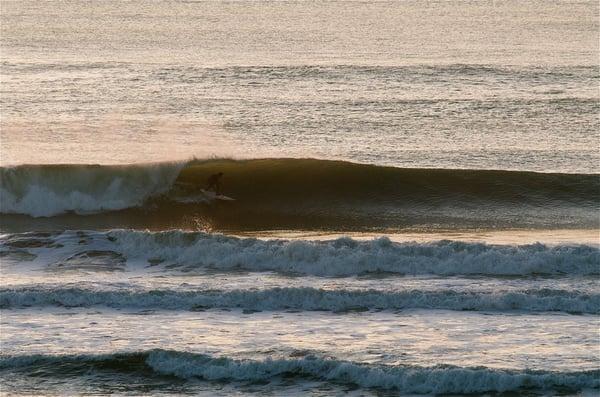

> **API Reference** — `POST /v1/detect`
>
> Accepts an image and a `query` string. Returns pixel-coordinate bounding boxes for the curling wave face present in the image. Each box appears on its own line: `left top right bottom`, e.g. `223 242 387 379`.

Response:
1 158 599 232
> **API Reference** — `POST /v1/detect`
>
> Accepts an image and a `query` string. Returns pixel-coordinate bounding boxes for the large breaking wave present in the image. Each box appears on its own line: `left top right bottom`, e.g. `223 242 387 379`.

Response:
1 350 597 394
1 158 598 231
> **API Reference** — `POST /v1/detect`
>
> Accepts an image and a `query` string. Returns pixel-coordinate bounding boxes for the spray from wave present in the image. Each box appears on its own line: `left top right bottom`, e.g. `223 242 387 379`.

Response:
0 162 184 217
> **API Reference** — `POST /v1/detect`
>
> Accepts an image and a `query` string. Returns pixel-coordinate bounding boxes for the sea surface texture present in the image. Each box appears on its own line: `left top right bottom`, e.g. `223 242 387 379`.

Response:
1 1 599 396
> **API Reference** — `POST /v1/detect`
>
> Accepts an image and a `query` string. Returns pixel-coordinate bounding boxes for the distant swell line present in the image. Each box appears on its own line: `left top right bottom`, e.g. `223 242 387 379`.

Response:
1 350 598 394
1 286 598 313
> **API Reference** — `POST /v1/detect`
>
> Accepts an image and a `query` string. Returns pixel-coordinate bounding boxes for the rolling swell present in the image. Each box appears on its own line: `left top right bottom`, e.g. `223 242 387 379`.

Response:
1 350 597 394
1 158 598 231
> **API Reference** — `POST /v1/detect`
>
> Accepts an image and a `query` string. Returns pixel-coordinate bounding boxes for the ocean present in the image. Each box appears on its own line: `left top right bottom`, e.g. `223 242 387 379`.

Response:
1 1 599 395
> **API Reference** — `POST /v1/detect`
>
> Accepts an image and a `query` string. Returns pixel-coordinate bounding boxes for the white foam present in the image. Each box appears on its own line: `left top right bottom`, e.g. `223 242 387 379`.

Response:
3 350 596 394
0 163 183 217
1 286 597 313
108 230 600 277
3 230 598 277
145 350 599 393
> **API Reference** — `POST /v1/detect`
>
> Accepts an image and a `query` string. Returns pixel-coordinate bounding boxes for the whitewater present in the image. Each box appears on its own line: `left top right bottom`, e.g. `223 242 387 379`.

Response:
1 0 599 396
1 228 599 395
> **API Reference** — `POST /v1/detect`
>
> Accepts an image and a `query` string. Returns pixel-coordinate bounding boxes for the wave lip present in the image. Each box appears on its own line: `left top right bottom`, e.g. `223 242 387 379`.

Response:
109 230 600 277
1 350 598 394
1 286 597 314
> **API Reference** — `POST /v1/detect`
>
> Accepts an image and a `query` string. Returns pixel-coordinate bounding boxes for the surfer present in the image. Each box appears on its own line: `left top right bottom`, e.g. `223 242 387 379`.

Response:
206 172 224 195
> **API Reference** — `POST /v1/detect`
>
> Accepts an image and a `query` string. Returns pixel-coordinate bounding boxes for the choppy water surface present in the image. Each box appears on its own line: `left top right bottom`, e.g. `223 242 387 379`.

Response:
1 1 599 170
1 1 599 395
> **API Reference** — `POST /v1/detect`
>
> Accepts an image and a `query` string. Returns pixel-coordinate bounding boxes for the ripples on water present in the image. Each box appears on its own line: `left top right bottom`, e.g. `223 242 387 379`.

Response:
1 1 599 171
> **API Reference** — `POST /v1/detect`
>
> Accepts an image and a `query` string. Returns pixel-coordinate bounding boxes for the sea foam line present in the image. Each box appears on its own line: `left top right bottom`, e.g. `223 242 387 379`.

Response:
2 229 599 277
1 286 597 313
1 350 598 394
109 230 600 276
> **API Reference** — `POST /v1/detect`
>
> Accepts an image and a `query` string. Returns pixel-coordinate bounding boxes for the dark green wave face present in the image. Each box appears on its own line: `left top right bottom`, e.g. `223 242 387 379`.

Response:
1 158 599 233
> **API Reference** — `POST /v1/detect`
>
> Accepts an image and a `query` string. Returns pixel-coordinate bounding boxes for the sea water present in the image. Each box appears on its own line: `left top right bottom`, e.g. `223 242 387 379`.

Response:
1 1 599 395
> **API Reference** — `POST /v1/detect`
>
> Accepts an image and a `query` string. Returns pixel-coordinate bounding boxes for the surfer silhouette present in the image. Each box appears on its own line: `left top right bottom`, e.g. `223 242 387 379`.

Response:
206 172 224 195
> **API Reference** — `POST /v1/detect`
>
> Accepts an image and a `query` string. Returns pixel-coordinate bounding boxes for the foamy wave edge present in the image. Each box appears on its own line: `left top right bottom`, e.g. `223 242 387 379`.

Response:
1 286 597 313
108 230 600 276
1 350 597 394
3 230 599 276
0 162 185 217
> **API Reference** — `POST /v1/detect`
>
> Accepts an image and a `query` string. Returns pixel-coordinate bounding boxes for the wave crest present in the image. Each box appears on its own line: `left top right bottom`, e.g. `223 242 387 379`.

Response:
1 286 597 313
2 350 597 394
108 230 600 276
2 230 598 277
1 158 598 231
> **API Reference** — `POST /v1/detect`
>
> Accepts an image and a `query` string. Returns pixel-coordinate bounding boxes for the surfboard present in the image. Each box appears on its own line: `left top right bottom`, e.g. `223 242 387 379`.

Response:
200 189 236 201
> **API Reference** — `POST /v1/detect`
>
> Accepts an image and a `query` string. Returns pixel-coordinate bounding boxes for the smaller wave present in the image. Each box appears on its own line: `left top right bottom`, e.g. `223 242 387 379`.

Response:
109 230 600 277
2 230 599 277
1 350 597 394
1 286 597 314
